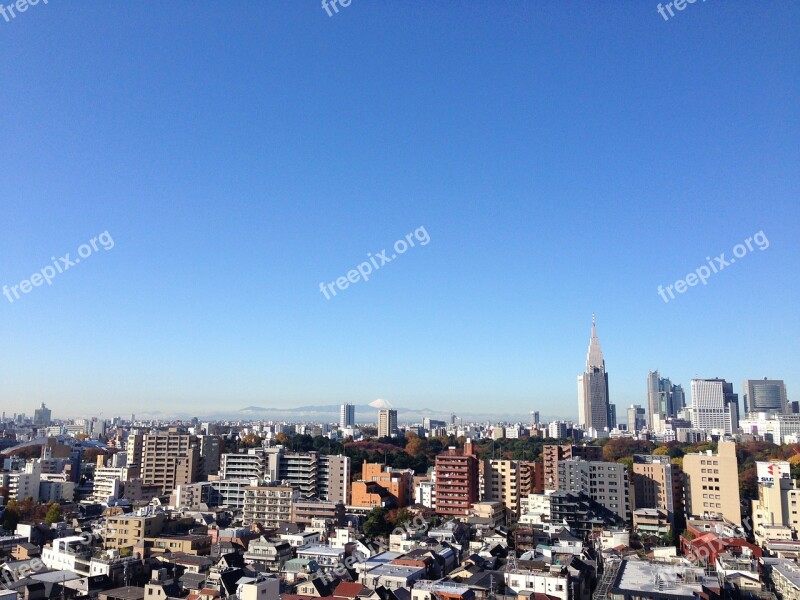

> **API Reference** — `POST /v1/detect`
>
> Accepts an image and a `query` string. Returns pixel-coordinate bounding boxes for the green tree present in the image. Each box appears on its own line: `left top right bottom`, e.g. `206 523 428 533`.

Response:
45 503 63 524
363 507 393 538
2 499 21 531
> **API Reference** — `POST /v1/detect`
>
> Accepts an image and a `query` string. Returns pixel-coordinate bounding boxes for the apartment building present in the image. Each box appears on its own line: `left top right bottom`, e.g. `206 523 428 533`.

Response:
318 454 350 504
279 452 318 498
198 435 222 477
542 444 602 491
139 431 201 494
291 499 345 526
557 458 630 521
220 448 267 480
352 463 414 508
632 454 683 529
93 454 141 503
518 460 544 496
482 459 520 515
434 441 479 517
103 513 166 549
683 440 741 525
242 485 296 527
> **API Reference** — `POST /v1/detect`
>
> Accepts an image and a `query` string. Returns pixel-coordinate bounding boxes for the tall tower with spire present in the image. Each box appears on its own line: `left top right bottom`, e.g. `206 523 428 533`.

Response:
577 314 610 432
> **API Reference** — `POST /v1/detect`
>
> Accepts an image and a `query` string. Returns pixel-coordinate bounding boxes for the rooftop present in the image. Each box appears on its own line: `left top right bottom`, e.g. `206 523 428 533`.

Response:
771 560 800 589
613 560 708 599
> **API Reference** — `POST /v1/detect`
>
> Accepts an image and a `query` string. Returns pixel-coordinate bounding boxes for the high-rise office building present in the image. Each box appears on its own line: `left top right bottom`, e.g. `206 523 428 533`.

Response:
33 403 51 427
577 315 610 432
339 403 355 429
691 378 739 435
378 409 398 438
743 378 788 415
627 405 646 432
647 371 685 432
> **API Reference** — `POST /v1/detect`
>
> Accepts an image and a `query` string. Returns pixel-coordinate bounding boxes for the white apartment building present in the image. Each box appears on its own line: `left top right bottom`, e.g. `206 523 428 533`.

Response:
242 485 296 527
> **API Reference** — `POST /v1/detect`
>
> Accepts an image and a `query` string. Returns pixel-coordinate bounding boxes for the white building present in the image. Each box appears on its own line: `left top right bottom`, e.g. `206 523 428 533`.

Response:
739 413 800 445
505 565 570 600
691 378 739 435
415 480 435 508
41 536 92 576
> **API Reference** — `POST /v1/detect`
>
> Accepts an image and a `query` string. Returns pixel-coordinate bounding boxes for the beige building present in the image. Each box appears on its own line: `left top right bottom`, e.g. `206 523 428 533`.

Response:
482 459 520 515
683 440 741 525
751 463 800 545
146 534 211 556
242 485 296 527
632 454 683 528
140 431 201 494
470 501 505 527
103 513 166 549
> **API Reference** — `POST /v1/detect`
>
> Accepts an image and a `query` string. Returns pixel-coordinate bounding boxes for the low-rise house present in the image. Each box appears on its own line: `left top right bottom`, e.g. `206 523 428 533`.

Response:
361 564 426 591
296 545 346 571
281 532 322 549
411 580 475 600
243 537 293 571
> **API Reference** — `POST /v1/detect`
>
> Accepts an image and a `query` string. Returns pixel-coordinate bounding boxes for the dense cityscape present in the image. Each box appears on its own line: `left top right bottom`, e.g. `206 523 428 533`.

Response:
0 320 797 599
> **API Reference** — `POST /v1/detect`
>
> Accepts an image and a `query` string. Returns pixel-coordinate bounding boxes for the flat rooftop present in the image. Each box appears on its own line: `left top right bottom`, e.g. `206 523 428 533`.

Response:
614 560 706 599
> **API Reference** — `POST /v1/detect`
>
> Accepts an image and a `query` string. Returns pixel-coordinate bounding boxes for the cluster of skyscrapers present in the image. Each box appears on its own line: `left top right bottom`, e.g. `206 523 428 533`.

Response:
576 316 790 439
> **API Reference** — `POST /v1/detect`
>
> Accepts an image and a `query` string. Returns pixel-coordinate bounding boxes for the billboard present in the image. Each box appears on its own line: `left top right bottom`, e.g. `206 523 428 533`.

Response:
756 461 790 484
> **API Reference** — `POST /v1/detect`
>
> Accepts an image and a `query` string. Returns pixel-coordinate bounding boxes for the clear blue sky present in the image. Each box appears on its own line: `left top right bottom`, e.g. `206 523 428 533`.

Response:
1 1 797 420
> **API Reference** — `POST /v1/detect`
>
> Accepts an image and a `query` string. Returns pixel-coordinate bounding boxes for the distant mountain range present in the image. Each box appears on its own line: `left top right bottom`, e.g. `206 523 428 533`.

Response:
232 404 570 424
129 403 573 423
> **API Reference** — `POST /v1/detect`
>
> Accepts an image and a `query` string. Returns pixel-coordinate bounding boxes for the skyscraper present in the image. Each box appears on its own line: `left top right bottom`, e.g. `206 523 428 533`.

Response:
33 403 51 427
627 405 646 432
339 403 355 428
742 378 788 415
647 371 685 432
577 315 610 432
377 409 397 438
690 378 739 435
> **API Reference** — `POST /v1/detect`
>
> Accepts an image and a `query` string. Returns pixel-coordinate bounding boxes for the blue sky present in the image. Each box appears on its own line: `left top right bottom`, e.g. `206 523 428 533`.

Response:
0 1 797 420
